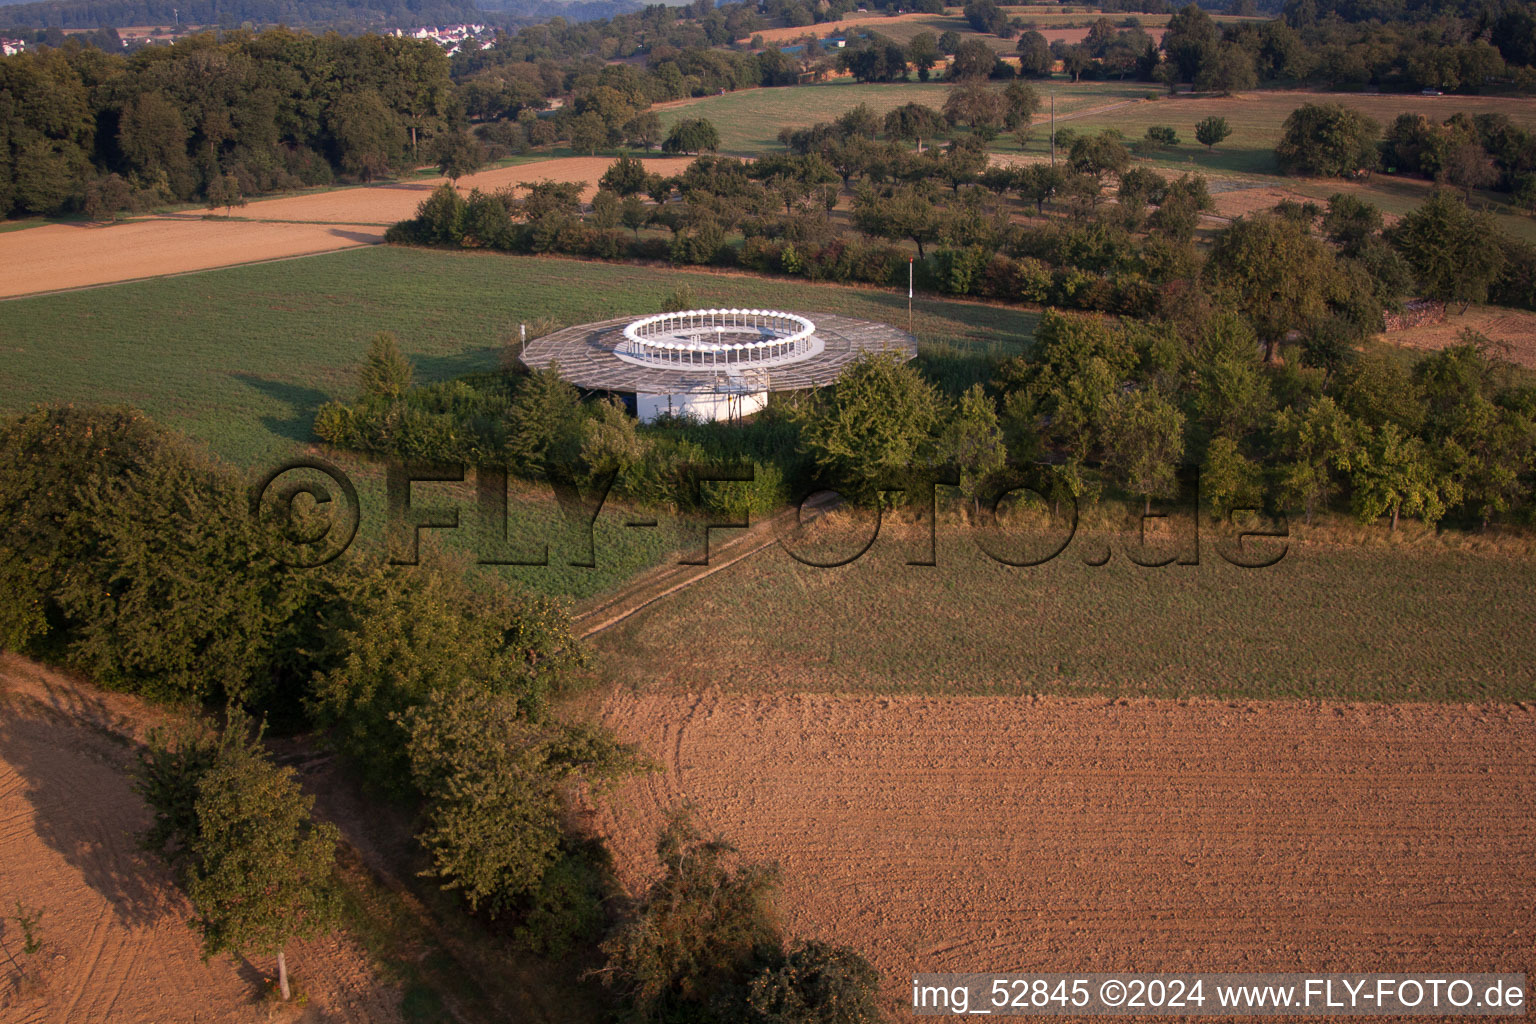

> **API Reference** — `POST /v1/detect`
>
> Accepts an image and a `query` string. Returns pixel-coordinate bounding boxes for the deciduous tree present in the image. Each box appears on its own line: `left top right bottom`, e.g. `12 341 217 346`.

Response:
137 710 341 1003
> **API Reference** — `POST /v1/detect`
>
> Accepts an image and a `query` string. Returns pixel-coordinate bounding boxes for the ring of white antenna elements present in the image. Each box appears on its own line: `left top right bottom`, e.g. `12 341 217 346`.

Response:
620 309 817 368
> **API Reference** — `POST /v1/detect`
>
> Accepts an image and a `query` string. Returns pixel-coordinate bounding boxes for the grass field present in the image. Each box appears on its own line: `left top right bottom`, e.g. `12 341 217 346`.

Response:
660 77 1154 153
589 520 1536 703
1 245 1035 596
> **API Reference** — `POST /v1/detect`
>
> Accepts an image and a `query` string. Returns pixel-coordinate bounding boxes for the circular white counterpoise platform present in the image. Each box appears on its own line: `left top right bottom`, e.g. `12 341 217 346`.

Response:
518 311 917 423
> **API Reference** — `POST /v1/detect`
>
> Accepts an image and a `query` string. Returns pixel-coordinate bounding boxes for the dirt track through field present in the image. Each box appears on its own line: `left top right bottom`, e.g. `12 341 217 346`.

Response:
0 155 690 299
595 690 1536 1012
0 657 401 1024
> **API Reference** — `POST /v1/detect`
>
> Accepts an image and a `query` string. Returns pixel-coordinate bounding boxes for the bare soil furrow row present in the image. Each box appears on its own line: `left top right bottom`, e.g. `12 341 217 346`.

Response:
594 690 1536 1013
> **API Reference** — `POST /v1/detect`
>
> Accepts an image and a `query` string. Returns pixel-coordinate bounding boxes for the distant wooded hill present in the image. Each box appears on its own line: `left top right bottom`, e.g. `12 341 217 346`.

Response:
0 0 641 31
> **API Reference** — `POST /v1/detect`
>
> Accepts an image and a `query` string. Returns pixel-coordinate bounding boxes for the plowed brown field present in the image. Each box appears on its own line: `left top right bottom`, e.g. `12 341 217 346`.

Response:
0 155 690 298
0 657 401 1024
595 690 1536 1014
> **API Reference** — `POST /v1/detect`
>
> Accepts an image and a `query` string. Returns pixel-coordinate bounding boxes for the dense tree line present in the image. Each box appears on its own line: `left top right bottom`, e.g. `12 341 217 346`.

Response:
797 1 1536 94
0 30 457 217
1271 100 1536 211
0 0 480 32
801 318 1536 533
1161 0 1536 92
0 0 804 218
316 299 1536 542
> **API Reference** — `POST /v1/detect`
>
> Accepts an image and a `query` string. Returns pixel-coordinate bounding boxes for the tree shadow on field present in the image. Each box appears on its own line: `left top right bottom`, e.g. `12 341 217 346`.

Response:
0 699 170 930
328 228 385 244
414 346 503 381
232 372 333 444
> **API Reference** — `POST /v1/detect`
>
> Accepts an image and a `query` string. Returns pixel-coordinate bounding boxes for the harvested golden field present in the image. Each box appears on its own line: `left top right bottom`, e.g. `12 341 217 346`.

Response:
595 689 1536 1014
242 155 692 224
745 11 972 45
0 218 385 299
1382 306 1536 369
0 155 689 298
0 657 401 1024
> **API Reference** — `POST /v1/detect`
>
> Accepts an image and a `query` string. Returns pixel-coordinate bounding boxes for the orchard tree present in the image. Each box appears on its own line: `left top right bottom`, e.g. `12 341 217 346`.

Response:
1204 212 1336 362
136 710 341 1003
1101 389 1186 514
1060 45 1093 82
620 194 651 235
949 39 997 80
1016 163 1065 214
940 384 1008 512
1195 115 1232 150
943 83 1008 139
1388 189 1507 312
800 352 946 502
1339 422 1446 531
1068 132 1131 180
1321 192 1384 254
434 130 484 184
662 118 720 155
204 174 244 216
600 152 649 196
835 103 881 142
934 135 990 191
623 111 663 151
907 33 940 80
1440 142 1497 199
1016 31 1052 77
1002 80 1041 130
1275 103 1379 178
883 103 947 152
852 183 944 257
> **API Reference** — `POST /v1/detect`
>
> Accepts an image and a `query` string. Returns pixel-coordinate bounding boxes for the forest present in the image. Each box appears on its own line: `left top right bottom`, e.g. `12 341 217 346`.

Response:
5 0 1536 217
